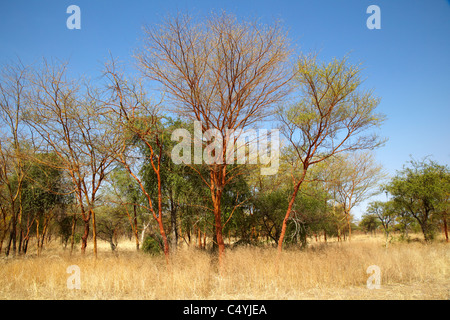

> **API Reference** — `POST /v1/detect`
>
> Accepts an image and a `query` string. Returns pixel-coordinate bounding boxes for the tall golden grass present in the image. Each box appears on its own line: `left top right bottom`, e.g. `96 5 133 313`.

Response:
0 234 448 299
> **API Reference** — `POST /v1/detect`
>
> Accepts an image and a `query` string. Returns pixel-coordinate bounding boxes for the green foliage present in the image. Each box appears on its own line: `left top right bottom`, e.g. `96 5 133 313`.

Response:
57 214 74 247
21 153 68 212
251 171 332 247
142 235 163 255
359 214 379 234
384 158 450 241
96 205 129 251
73 233 82 244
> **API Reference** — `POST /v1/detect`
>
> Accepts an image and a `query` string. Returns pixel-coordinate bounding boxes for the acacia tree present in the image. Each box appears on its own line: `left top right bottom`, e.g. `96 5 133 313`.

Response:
135 11 292 267
26 60 119 256
101 60 171 260
359 213 379 235
367 200 395 247
277 53 386 252
385 158 449 242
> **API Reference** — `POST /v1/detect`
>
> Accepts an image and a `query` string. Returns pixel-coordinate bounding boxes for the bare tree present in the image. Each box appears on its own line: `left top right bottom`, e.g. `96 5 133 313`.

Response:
327 151 386 241
0 59 32 256
135 11 292 267
25 59 118 257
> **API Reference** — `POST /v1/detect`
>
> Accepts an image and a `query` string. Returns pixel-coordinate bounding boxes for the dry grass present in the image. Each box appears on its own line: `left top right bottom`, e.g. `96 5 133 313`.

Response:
0 234 448 300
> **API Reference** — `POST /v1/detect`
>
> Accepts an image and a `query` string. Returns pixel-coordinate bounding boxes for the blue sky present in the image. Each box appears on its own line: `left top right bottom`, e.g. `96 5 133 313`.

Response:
1 0 449 218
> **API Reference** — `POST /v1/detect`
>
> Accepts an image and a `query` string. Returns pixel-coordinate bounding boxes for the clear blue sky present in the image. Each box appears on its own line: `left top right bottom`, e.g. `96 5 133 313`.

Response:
1 0 449 218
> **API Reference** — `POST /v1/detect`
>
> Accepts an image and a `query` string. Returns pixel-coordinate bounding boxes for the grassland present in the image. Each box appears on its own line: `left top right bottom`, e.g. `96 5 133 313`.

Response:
0 234 448 300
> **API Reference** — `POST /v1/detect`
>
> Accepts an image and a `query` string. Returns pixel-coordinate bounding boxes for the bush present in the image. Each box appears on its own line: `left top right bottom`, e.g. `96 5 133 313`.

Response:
142 235 163 255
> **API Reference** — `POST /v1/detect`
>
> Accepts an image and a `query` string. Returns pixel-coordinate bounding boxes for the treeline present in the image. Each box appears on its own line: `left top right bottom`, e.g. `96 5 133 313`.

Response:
0 11 447 261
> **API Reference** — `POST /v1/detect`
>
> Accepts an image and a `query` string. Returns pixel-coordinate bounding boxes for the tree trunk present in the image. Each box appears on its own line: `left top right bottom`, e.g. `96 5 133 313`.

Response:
421 222 431 242
36 219 40 256
198 225 202 249
133 204 140 250
278 168 308 253
70 213 77 254
209 164 227 271
213 205 225 270
442 212 448 243
155 161 170 262
5 216 16 256
170 196 178 249
203 230 207 249
158 217 169 261
278 180 302 252
211 184 225 269
18 229 23 254
81 218 89 254
91 208 98 258
346 209 352 241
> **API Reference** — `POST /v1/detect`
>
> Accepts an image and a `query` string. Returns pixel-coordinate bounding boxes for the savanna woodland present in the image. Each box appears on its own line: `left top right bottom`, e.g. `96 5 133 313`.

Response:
0 11 448 300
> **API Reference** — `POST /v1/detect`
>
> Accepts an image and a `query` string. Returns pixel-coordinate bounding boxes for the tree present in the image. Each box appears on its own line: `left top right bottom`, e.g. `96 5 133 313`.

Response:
108 165 145 251
102 60 171 260
435 170 450 242
250 160 331 248
327 151 386 240
0 59 32 256
359 213 379 235
135 11 292 267
384 158 450 242
26 59 119 256
140 118 200 250
393 203 415 241
20 152 69 255
367 200 395 247
96 204 128 251
276 53 386 251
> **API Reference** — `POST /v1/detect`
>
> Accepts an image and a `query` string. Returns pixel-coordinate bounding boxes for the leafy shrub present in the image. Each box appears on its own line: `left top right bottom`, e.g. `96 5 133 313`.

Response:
142 235 163 255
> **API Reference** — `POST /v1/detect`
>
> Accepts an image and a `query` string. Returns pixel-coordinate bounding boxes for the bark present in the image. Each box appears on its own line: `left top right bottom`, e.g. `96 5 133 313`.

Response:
346 209 352 242
91 208 98 258
5 215 16 256
170 195 178 249
70 213 77 254
81 218 90 254
198 225 202 249
36 219 40 256
203 230 207 249
134 205 139 250
442 212 448 243
277 177 303 252
155 148 170 261
210 166 226 269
